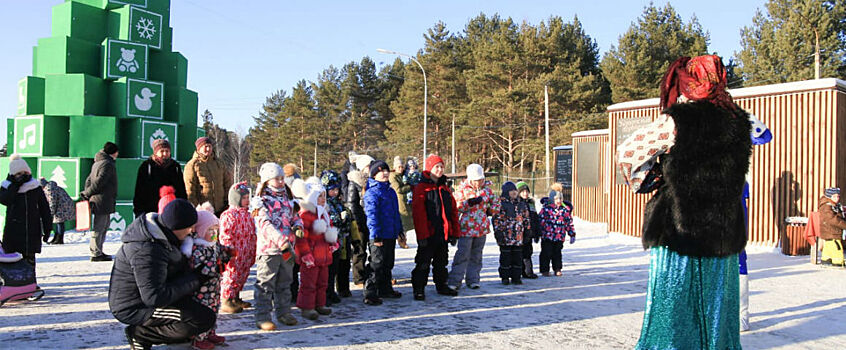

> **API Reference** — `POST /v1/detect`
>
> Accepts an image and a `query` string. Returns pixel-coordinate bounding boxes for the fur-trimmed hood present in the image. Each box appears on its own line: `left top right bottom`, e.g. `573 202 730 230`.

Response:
347 169 367 188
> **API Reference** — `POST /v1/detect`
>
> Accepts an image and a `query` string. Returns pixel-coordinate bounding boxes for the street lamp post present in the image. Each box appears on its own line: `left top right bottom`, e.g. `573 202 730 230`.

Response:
377 48 428 160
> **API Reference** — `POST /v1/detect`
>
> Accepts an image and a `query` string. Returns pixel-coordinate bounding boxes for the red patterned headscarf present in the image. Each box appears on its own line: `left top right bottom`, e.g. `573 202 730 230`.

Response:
659 55 738 115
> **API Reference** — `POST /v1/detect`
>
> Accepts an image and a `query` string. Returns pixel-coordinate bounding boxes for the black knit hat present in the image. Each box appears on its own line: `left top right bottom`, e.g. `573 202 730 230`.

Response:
370 160 390 178
159 198 198 231
103 142 119 155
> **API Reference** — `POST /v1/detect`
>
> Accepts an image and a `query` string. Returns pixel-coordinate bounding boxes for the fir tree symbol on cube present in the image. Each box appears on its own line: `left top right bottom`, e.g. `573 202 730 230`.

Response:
50 165 68 188
136 17 156 40
109 212 127 233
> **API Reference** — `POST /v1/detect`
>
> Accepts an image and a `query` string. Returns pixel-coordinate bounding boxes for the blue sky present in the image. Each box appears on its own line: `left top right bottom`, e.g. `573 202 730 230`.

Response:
0 0 767 138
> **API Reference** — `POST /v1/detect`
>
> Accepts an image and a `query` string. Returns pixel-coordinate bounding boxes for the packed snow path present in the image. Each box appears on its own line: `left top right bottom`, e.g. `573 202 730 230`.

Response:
1 219 844 349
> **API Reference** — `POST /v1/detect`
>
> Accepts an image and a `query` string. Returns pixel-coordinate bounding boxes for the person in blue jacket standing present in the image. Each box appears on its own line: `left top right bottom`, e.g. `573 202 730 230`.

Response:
362 160 403 306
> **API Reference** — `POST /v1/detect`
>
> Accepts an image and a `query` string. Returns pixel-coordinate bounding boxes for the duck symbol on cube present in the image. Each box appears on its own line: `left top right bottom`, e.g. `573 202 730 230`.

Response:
134 87 156 111
116 47 140 73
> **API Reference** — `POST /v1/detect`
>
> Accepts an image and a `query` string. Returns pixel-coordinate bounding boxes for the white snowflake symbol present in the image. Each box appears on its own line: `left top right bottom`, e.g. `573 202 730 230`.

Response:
136 17 156 40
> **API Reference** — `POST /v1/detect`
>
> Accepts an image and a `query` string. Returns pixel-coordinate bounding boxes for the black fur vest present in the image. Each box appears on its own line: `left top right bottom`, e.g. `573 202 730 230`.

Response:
641 101 752 257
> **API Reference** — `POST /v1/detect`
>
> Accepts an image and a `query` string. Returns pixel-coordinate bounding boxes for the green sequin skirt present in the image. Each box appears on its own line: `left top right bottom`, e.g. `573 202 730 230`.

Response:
636 246 741 349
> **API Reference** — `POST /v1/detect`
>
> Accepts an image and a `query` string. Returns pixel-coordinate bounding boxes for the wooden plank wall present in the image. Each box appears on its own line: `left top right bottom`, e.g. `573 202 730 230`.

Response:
571 133 609 223
603 86 846 247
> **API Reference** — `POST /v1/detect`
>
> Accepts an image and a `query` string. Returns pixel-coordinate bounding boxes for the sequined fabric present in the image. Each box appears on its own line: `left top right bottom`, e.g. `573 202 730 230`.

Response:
636 246 741 349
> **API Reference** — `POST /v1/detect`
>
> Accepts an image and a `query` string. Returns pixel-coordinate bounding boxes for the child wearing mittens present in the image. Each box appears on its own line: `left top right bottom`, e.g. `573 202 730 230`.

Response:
295 178 339 320
321 170 353 303
219 182 256 314
181 203 230 350
253 163 304 330
538 189 576 277
493 182 529 285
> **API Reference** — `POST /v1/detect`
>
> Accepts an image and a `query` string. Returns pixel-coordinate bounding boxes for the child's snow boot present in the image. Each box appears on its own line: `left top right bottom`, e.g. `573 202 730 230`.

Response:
220 299 243 313
192 338 215 350
301 308 319 320
257 321 277 331
315 306 332 315
207 331 225 344
280 313 298 326
554 270 563 277
413 291 425 301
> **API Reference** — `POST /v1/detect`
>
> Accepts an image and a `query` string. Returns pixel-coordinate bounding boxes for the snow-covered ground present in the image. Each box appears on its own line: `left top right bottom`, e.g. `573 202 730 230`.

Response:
1 218 845 349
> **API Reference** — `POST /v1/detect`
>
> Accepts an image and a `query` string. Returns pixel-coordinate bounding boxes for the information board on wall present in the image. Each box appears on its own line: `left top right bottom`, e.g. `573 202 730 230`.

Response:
614 116 652 184
555 150 572 188
576 141 599 187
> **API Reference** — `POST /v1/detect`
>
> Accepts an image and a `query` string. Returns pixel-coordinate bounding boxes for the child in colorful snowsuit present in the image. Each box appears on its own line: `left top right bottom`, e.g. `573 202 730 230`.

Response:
253 163 304 330
181 204 229 350
219 182 256 314
538 189 576 276
321 170 353 303
295 179 339 320
447 164 500 290
515 181 541 279
493 181 529 285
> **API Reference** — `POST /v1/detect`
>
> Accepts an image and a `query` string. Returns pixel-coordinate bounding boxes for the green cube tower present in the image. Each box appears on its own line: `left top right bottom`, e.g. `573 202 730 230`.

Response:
44 73 107 116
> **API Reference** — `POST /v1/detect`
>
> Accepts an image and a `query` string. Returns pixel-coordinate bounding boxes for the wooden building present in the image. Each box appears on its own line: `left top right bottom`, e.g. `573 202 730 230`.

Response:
572 78 846 248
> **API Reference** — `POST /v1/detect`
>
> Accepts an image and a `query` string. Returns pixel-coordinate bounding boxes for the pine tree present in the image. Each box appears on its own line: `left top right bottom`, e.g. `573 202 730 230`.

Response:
600 3 710 103
735 0 846 85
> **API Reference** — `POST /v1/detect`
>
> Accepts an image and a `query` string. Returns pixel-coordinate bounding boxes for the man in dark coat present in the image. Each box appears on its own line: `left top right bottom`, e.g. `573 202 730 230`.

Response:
0 154 52 265
109 199 213 350
80 142 119 261
133 139 187 217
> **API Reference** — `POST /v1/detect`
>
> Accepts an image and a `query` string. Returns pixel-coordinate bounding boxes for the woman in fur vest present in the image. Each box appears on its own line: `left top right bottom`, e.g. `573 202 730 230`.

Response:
617 55 751 349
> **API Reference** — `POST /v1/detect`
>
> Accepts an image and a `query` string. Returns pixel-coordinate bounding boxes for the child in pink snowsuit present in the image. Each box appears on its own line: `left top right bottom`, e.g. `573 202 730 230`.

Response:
219 182 256 313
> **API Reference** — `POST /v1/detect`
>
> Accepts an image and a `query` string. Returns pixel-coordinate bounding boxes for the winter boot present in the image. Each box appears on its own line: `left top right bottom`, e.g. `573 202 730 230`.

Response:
554 270 563 277
220 299 243 314
398 235 410 249
192 338 215 350
257 321 277 331
512 277 523 285
301 308 319 320
413 291 425 301
315 306 332 315
234 297 252 309
364 296 383 305
280 313 298 326
436 284 458 296
327 292 341 305
523 259 538 279
501 278 511 285
125 326 152 350
740 274 750 331
207 330 225 344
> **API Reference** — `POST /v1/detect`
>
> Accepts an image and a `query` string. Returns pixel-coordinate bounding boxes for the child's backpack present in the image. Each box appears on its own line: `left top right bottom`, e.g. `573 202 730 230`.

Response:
0 247 44 306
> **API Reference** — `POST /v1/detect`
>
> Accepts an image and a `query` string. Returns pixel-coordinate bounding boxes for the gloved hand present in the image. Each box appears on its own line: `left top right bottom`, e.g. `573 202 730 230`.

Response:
341 211 349 221
42 232 51 243
329 241 340 253
448 237 457 246
467 197 484 206
301 254 315 268
569 235 576 244
281 244 297 263
294 227 305 238
78 193 88 201
13 173 31 185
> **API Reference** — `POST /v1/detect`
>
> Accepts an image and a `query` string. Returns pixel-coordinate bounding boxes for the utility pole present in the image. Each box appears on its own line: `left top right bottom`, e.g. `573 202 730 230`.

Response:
451 113 456 174
544 85 550 189
791 8 821 79
313 139 318 177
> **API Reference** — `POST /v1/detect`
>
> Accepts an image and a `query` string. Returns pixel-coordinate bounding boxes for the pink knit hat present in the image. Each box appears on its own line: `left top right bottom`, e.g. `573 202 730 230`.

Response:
195 205 219 240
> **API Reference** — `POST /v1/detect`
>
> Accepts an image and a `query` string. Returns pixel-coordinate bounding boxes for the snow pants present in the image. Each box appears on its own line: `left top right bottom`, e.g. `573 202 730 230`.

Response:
254 255 295 323
539 239 564 274
131 297 215 346
364 239 396 299
821 239 845 266
297 264 329 310
498 245 522 281
447 235 486 287
351 236 369 285
220 247 256 300
412 236 449 293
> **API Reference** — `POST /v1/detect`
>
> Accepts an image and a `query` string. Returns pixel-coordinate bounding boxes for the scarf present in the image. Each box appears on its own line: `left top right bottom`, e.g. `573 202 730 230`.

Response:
659 55 738 115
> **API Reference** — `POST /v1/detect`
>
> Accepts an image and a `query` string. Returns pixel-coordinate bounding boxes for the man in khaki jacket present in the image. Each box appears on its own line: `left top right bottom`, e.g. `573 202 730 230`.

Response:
184 137 232 216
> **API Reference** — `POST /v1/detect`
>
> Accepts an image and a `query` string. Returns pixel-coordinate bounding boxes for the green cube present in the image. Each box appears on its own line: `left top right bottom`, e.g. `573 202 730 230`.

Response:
17 76 46 116
6 119 14 154
35 36 100 77
110 201 135 232
44 73 107 116
176 124 201 162
102 38 148 80
107 6 163 50
118 118 178 158
13 116 70 157
31 46 38 77
149 51 187 88
52 1 107 44
66 0 147 9
145 0 171 28
109 78 164 119
160 26 172 52
69 116 117 158
164 87 197 126
115 158 144 200
37 157 94 199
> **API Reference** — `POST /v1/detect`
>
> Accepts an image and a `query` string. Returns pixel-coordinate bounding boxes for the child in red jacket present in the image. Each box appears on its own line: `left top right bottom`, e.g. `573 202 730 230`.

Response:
219 182 256 313
295 179 339 320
